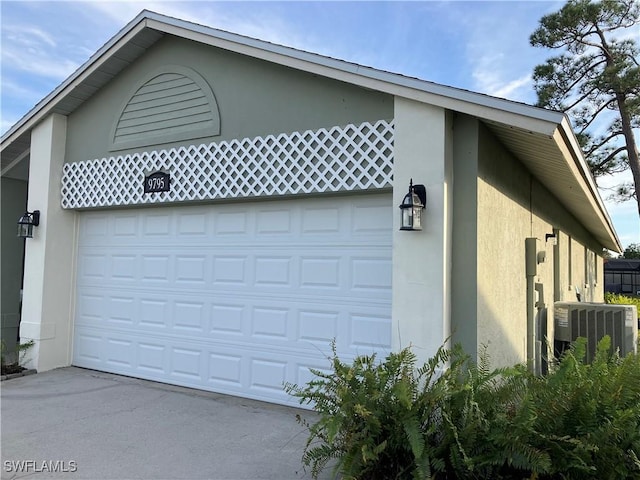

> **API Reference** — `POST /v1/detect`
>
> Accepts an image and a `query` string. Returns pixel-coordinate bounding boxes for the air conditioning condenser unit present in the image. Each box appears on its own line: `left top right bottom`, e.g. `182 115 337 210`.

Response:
554 302 638 362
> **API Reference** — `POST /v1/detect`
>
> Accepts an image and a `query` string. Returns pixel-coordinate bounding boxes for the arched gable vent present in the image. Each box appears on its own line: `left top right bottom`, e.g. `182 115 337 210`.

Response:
111 66 220 150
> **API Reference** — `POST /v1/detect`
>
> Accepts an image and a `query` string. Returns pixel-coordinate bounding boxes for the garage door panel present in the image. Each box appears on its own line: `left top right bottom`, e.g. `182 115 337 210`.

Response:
77 289 391 346
78 252 108 280
74 323 347 403
212 255 247 285
111 254 138 281
106 338 134 369
349 312 392 350
173 300 206 331
74 194 391 405
138 341 168 375
79 199 392 248
79 252 391 301
108 295 136 324
77 301 390 360
170 345 203 381
350 256 392 293
75 331 103 364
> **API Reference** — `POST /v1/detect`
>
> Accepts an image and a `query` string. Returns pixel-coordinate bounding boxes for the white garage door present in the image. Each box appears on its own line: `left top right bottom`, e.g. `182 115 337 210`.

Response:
73 193 392 405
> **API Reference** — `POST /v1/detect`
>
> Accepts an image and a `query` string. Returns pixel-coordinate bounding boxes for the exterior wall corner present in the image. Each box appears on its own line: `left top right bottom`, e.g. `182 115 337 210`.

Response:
20 113 77 372
391 97 451 366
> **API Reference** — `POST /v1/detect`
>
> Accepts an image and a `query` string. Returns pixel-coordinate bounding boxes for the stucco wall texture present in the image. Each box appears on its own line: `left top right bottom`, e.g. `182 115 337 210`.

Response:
33 33 608 374
453 117 604 368
65 36 393 164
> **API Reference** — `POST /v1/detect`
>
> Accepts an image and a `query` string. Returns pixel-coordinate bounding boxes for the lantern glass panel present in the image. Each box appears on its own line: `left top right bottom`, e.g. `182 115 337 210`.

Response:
17 222 33 238
412 206 422 230
402 207 413 229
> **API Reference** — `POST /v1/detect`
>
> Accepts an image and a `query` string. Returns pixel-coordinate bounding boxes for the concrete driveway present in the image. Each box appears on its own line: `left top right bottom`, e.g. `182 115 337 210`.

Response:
1 367 327 480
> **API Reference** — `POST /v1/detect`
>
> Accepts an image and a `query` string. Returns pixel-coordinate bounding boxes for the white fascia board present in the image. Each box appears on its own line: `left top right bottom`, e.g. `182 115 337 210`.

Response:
1 14 150 151
145 14 563 136
1 9 617 250
554 118 621 252
2 10 563 151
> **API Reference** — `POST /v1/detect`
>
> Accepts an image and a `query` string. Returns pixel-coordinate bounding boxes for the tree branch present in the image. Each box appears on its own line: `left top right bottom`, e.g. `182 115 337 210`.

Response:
590 146 628 172
575 99 618 132
563 85 602 111
584 132 624 156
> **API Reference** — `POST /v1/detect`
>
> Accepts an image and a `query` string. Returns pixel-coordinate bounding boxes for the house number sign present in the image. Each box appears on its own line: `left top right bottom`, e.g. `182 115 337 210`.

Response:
143 171 171 194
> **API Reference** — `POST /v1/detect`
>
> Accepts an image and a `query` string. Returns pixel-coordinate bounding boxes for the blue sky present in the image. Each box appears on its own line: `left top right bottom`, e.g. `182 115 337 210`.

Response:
1 0 638 248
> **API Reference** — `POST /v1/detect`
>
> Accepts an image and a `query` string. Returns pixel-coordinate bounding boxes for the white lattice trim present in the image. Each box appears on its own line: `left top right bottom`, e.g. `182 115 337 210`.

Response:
61 119 394 209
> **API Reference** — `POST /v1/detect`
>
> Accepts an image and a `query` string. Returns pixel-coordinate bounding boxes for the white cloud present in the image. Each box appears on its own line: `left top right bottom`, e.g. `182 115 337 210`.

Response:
2 24 57 48
472 57 535 103
1 19 80 80
2 46 79 80
1 0 636 243
80 1 317 52
486 74 533 101
597 170 639 248
1 79 43 102
455 2 562 105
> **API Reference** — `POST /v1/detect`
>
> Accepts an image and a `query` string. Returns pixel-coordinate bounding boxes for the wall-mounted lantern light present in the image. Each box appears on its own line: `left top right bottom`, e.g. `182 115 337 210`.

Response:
545 233 557 245
399 179 426 231
17 210 40 239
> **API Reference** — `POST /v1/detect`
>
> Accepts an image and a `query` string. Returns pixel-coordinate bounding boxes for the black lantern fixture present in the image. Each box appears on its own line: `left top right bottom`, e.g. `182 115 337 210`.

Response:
545 232 557 245
17 210 40 239
399 179 426 231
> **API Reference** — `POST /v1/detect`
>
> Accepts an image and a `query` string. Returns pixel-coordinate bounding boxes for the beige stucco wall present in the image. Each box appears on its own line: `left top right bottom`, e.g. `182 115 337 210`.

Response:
65 35 394 164
476 122 535 366
19 114 78 371
454 117 606 368
392 98 452 367
18 34 612 376
451 115 479 357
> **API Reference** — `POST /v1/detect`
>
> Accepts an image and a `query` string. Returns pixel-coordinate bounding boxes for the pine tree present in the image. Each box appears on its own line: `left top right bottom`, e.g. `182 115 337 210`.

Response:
530 0 640 215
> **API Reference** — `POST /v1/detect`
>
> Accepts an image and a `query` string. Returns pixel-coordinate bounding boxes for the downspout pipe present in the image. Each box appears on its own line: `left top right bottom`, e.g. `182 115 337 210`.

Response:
525 238 539 373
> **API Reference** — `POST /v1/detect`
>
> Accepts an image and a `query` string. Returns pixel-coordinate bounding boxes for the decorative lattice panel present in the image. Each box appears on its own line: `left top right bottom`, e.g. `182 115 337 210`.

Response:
61 120 394 209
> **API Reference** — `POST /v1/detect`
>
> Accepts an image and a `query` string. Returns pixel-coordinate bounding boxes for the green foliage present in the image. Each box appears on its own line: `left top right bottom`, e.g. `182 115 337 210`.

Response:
17 339 35 365
530 0 640 208
286 342 543 479
285 342 449 479
605 292 640 326
1 339 35 374
287 337 640 479
605 291 640 306
622 243 640 259
522 337 640 479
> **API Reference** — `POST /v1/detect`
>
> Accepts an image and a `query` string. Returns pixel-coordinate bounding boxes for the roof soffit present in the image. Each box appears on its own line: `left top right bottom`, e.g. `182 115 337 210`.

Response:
147 16 563 137
0 11 620 251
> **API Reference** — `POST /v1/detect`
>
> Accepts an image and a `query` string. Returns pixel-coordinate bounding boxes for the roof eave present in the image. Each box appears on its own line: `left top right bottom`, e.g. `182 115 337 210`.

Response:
556 117 622 252
144 13 564 136
1 12 151 150
0 10 622 253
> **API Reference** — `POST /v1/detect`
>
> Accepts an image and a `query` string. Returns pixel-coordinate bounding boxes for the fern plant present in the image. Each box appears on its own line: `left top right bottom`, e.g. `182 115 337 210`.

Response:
521 337 640 479
285 342 451 479
286 337 640 480
285 342 540 479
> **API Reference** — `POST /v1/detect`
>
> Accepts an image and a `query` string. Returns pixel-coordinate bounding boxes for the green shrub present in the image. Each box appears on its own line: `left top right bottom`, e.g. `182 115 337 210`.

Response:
287 337 640 480
285 342 446 479
522 337 640 479
1 339 34 372
605 292 640 311
285 343 542 479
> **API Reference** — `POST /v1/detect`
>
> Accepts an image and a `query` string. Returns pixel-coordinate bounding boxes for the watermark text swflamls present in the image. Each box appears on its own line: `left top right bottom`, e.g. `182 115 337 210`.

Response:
3 460 77 473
